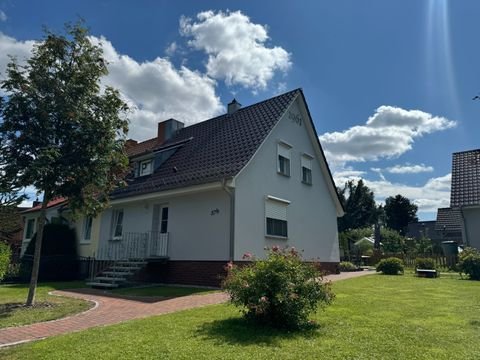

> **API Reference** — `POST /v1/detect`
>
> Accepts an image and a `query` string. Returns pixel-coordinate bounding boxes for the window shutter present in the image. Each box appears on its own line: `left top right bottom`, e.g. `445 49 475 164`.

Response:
301 155 312 169
278 143 291 159
265 200 287 221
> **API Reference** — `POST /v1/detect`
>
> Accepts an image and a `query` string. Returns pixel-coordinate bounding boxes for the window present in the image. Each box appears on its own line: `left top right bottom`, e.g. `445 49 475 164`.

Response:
112 210 124 239
160 207 169 233
277 142 291 177
25 218 35 240
139 159 153 176
265 196 290 238
83 217 93 242
301 154 313 185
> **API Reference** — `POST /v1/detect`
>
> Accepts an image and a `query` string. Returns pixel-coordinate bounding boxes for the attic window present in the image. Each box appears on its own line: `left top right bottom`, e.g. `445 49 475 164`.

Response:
277 142 291 177
139 159 153 176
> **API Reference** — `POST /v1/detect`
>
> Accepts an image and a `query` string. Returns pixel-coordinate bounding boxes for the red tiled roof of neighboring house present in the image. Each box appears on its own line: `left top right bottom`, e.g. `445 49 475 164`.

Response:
21 197 68 213
450 149 480 207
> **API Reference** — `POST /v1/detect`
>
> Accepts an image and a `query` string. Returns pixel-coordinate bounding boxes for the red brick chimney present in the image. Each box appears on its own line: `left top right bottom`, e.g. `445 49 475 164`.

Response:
157 118 184 144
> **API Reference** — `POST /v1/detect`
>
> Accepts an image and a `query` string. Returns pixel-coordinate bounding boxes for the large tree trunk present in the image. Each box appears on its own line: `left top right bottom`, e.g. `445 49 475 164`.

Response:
25 194 50 306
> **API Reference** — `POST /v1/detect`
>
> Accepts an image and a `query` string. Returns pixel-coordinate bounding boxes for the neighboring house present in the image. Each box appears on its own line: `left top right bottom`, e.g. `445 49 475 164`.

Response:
407 220 443 243
434 208 463 245
0 206 28 261
21 89 344 285
448 149 480 249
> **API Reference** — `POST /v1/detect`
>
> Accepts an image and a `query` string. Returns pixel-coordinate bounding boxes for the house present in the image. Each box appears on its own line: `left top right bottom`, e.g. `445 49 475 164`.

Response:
20 88 344 286
434 208 463 245
0 206 28 262
447 149 480 249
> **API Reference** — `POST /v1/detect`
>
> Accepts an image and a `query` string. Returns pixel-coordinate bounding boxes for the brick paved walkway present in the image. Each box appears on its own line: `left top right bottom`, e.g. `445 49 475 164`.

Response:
0 270 374 348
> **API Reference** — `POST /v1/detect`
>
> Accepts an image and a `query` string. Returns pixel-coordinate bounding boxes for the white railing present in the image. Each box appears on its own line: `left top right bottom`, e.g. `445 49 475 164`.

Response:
97 231 169 260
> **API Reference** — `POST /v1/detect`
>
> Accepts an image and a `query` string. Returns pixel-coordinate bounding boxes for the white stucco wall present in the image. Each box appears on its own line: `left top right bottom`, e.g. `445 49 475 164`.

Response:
464 207 480 249
233 96 340 262
98 189 230 261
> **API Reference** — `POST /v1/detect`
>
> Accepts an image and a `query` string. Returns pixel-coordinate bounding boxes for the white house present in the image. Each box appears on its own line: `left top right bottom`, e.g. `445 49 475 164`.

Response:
21 89 344 286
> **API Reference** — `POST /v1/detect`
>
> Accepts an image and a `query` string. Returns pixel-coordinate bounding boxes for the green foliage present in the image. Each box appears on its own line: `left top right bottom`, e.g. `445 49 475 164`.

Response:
20 224 79 281
0 242 11 282
354 238 374 255
457 247 480 280
384 195 418 235
415 258 436 270
376 257 404 275
0 21 129 218
222 246 335 329
380 227 407 255
338 261 358 272
339 227 372 258
337 180 378 232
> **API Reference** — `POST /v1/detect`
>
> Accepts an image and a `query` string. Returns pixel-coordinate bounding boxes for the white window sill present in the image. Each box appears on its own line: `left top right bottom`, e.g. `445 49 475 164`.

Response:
79 241 91 245
265 235 288 240
277 171 290 178
302 181 312 186
110 237 123 241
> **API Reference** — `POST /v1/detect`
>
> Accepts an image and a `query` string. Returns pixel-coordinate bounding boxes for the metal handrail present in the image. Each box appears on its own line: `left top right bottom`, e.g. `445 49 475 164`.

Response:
97 231 169 260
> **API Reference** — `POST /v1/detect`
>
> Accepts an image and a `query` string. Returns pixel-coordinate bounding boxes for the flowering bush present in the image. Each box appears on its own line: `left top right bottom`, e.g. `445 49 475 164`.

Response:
457 247 480 280
222 246 335 329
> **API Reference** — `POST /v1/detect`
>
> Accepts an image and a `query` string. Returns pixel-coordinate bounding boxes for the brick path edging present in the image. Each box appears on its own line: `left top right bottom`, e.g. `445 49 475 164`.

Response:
0 270 374 349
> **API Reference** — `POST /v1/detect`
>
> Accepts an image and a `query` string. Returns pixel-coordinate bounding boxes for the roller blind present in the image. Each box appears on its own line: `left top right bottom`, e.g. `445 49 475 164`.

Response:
277 143 291 159
265 199 288 221
301 155 312 169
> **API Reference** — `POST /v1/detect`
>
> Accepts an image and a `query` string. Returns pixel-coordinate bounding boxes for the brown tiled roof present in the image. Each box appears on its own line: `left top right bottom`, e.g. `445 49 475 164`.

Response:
112 89 301 199
435 207 462 232
126 138 160 157
21 197 68 213
450 149 480 207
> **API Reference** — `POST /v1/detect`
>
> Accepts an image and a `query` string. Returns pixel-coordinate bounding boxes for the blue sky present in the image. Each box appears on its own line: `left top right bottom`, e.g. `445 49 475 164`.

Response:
1 0 479 220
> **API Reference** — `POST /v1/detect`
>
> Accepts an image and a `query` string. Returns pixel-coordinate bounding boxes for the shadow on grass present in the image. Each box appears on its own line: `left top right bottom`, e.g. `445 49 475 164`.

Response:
196 317 324 346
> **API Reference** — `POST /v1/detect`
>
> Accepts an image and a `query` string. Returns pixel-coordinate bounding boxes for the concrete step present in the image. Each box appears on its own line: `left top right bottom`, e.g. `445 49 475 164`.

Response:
94 276 127 282
117 261 147 266
111 266 141 271
86 282 119 288
102 271 134 276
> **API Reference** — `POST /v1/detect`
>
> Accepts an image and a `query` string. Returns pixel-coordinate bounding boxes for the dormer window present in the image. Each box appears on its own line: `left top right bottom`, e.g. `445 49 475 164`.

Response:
138 159 153 177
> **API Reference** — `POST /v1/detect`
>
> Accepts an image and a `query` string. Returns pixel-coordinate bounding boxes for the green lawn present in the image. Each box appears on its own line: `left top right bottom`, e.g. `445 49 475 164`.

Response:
0 282 91 329
111 285 218 298
2 274 480 359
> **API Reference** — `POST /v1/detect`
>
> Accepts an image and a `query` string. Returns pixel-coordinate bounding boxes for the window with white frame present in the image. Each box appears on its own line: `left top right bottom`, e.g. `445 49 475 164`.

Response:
265 196 290 238
301 154 313 185
139 159 153 176
277 142 291 177
112 210 124 239
25 218 35 240
160 207 169 233
82 217 93 242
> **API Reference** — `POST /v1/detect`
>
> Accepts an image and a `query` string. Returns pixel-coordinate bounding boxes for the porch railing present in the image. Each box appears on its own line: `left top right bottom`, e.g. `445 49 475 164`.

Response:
97 231 169 260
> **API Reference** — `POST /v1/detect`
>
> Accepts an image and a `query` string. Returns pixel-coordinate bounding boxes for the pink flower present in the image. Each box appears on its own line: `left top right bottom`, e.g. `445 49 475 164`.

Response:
224 261 234 271
271 245 280 252
259 296 268 303
242 252 252 260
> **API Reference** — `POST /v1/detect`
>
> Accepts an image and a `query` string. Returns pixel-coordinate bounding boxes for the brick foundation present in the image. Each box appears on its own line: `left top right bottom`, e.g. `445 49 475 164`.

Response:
138 260 340 288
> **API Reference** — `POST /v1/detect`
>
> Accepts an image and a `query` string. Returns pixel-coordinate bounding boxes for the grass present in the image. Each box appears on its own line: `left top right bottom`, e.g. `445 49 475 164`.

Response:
111 285 218 298
0 281 91 329
2 274 480 359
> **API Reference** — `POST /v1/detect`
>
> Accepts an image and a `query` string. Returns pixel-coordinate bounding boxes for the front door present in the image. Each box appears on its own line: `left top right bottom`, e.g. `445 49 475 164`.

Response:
150 204 169 257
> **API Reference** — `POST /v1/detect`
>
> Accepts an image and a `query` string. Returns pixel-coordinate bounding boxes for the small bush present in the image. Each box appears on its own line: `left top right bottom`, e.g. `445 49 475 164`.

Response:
222 246 335 329
376 257 404 275
339 261 358 272
457 247 480 280
415 258 436 270
0 242 11 282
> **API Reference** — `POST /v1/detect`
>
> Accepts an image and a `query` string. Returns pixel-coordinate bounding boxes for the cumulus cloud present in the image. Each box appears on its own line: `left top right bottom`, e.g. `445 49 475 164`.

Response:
385 164 434 174
90 36 224 140
180 10 291 90
320 106 456 163
0 32 35 83
333 170 452 214
0 10 7 22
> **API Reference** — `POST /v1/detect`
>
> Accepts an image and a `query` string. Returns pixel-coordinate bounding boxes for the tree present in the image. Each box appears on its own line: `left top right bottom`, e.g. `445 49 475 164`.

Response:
0 182 25 242
337 179 378 232
0 22 129 305
384 195 418 235
380 228 407 255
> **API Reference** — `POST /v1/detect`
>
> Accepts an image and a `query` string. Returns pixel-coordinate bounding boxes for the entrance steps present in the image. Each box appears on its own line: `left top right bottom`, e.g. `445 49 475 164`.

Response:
87 259 148 289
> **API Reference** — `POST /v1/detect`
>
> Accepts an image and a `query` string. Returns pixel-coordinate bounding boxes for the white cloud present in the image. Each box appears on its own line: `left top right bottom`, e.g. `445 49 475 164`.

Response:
333 170 452 214
0 32 35 83
180 10 291 90
385 164 434 174
91 36 224 140
320 106 456 163
0 10 7 22
165 42 177 57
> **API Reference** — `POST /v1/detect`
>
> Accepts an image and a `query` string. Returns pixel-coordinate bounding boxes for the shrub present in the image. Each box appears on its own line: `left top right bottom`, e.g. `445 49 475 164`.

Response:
222 246 335 329
20 223 79 281
0 242 11 282
457 247 480 280
415 258 436 270
376 257 404 275
339 261 358 272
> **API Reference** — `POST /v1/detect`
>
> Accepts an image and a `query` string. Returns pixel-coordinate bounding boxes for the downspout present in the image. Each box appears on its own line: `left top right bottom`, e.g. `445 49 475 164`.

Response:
459 206 469 247
222 179 235 261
